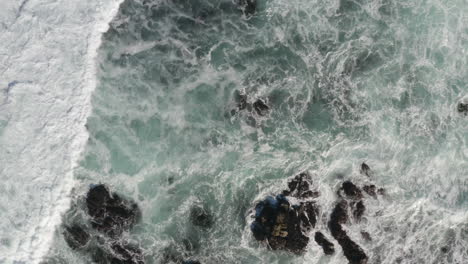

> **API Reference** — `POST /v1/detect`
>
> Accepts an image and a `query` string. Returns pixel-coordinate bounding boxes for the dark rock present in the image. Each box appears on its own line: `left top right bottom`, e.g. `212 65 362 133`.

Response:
362 185 377 198
237 0 256 16
360 231 371 241
329 200 348 233
341 181 363 199
328 200 368 264
253 99 269 116
352 201 365 221
360 163 371 177
233 90 247 111
190 205 214 228
314 232 335 255
440 246 449 253
183 261 201 264
457 102 468 115
299 201 318 230
86 184 141 237
377 188 385 195
287 172 315 198
91 241 145 264
63 224 90 249
109 242 145 264
251 194 310 253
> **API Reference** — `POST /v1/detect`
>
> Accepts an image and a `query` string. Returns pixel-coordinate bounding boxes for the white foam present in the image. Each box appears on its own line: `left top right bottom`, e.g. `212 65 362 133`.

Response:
0 0 123 262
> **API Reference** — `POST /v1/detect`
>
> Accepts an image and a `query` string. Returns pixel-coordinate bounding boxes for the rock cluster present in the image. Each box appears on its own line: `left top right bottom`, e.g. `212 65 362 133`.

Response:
251 173 319 253
250 165 385 263
63 184 144 264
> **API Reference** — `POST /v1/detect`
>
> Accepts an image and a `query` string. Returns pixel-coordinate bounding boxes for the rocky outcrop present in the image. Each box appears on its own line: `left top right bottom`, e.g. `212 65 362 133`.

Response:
251 173 319 253
315 231 335 255
328 200 368 264
237 0 256 16
63 184 144 264
86 184 141 237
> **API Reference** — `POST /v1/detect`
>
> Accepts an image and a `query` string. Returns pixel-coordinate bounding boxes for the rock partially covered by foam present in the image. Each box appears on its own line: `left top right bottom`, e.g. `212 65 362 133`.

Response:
63 224 90 249
328 200 368 264
190 205 214 228
251 173 319 253
86 184 141 237
91 241 145 264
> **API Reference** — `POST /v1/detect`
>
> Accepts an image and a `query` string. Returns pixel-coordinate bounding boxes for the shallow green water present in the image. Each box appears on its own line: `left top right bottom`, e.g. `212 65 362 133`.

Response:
46 0 467 263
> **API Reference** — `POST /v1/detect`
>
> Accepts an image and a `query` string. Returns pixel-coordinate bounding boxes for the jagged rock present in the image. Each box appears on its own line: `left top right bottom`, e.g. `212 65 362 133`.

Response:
328 200 368 264
360 163 371 177
190 205 214 228
237 0 256 16
352 201 365 221
360 231 371 241
315 231 335 255
285 172 317 198
341 181 363 199
251 193 314 253
92 241 145 264
86 184 141 237
233 90 247 111
457 102 468 115
253 99 269 116
299 201 318 230
183 261 201 264
63 224 90 249
362 185 376 198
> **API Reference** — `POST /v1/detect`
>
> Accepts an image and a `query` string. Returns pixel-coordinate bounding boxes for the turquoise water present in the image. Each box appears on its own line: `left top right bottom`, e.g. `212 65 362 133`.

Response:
46 0 467 263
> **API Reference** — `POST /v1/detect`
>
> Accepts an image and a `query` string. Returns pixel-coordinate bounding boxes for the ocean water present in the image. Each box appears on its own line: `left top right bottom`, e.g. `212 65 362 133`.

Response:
17 0 468 263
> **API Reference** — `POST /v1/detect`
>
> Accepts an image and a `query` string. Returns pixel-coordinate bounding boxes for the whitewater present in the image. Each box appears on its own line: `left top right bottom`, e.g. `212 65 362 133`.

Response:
0 0 123 262
1 0 468 264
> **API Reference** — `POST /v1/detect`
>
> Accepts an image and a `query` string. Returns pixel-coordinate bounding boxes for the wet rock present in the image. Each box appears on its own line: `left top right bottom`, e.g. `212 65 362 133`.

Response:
251 194 311 253
360 163 371 177
286 172 316 198
237 0 256 16
92 241 145 264
299 201 318 230
190 205 214 228
63 224 90 249
352 200 365 221
86 184 141 237
109 242 145 264
362 185 377 198
377 188 385 195
314 232 335 255
457 102 468 115
233 90 247 111
183 261 201 264
341 181 363 199
360 231 371 241
328 200 368 264
253 99 269 116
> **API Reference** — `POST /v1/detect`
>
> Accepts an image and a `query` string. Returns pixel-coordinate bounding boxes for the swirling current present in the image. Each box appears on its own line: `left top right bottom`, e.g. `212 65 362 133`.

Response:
45 0 467 263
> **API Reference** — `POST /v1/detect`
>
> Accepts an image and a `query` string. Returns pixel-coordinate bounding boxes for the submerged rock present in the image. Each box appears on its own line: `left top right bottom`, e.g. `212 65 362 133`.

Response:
190 205 214 228
63 224 90 249
92 241 145 264
315 231 335 255
253 99 269 116
237 0 256 16
86 184 140 237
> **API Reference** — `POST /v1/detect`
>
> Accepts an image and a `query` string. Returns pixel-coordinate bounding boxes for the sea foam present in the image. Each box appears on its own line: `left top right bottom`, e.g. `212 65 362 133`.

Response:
0 0 123 262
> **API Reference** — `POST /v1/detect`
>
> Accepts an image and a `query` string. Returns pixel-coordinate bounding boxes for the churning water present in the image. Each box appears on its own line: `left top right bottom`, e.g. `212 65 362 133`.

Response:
43 0 466 263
